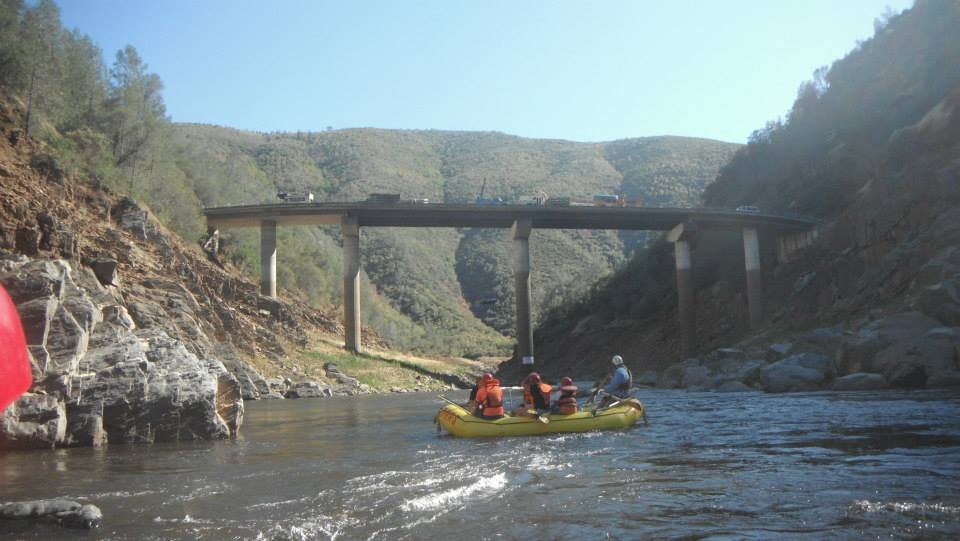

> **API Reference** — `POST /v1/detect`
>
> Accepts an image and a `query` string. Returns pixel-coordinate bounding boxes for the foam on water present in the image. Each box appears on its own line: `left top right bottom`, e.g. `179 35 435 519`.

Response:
399 472 508 512
850 500 960 517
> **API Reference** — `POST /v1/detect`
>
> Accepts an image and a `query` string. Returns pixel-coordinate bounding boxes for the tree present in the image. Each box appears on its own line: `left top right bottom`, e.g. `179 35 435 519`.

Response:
105 45 167 188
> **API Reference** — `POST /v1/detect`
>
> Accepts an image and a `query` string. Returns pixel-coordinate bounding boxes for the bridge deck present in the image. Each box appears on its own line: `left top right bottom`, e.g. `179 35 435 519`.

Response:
204 203 819 232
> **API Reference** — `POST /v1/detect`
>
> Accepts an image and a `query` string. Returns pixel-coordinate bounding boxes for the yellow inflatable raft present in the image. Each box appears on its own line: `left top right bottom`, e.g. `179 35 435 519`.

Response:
436 398 645 438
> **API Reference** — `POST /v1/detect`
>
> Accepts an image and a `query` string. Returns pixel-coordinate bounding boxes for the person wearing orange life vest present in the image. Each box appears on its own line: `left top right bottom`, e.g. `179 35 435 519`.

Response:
473 373 505 419
554 377 579 415
523 372 552 412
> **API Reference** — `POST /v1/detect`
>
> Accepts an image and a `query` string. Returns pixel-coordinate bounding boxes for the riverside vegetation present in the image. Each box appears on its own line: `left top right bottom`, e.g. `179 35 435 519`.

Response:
533 0 960 391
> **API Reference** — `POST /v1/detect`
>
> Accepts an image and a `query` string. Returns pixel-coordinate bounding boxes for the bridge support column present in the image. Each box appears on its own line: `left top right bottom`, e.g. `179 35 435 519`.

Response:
260 220 277 297
667 222 697 359
512 218 534 366
743 227 763 330
342 216 362 353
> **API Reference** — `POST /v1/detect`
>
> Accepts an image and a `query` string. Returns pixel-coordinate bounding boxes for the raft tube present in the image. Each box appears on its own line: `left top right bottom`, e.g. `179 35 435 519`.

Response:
436 399 644 438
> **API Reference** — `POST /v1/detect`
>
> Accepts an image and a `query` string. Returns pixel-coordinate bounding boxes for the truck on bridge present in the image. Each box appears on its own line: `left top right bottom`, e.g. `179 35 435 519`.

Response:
277 191 314 203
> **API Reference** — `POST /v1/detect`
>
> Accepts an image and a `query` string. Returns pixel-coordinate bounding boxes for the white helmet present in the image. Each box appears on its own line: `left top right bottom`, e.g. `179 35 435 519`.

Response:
611 355 624 366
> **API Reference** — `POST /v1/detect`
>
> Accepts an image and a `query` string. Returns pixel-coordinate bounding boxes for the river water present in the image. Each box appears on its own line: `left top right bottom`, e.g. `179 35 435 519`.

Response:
2 389 960 540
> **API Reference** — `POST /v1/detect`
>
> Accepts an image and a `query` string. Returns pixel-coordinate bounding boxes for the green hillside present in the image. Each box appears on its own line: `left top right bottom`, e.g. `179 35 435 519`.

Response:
0 0 738 357
534 0 960 375
165 126 738 355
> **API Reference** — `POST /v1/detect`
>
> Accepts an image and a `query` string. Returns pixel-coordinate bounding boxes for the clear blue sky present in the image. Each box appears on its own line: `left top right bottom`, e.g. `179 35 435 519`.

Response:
58 0 912 143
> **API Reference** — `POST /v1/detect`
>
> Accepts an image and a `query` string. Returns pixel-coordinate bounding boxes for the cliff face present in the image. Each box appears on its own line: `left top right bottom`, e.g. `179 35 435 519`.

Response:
0 100 374 448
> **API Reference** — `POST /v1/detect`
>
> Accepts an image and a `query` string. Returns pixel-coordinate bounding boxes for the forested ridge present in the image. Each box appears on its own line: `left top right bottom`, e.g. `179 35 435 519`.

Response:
534 0 960 378
0 0 739 358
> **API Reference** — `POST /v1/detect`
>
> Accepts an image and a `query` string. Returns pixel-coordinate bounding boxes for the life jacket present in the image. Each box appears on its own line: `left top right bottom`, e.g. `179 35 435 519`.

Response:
478 379 504 417
525 382 552 409
612 366 633 394
557 384 578 415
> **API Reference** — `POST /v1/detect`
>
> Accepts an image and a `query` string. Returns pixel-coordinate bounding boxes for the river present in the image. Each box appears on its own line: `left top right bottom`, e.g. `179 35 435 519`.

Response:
1 389 959 540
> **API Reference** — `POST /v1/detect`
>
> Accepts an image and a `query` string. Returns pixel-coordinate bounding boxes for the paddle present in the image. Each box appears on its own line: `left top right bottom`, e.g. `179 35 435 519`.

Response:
527 409 550 424
437 394 461 408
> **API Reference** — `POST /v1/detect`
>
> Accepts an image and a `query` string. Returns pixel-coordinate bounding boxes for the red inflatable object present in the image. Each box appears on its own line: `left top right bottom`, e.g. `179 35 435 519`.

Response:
0 285 31 410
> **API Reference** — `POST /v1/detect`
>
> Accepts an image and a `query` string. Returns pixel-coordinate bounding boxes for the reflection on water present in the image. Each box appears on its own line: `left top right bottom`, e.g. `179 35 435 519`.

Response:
1 390 959 540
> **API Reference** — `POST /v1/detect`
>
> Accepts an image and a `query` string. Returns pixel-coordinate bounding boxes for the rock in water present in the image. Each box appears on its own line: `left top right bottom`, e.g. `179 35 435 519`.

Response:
0 499 102 529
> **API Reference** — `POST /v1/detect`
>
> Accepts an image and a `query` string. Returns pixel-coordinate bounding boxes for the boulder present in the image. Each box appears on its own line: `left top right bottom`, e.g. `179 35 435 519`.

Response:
871 341 926 388
635 370 658 387
658 362 687 389
89 258 119 287
800 327 847 356
111 197 160 241
77 330 242 443
716 381 752 393
0 394 67 448
831 372 887 391
766 342 794 362
715 360 764 387
681 365 710 389
761 353 836 393
0 499 102 529
285 381 331 399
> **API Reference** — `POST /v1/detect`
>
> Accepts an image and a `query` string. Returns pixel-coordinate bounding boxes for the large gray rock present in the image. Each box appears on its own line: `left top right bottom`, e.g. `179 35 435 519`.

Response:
761 353 836 393
0 258 246 448
89 258 119 287
831 372 887 391
635 370 659 387
716 381 753 392
77 330 242 443
681 365 710 388
285 381 331 399
0 499 102 529
0 394 67 448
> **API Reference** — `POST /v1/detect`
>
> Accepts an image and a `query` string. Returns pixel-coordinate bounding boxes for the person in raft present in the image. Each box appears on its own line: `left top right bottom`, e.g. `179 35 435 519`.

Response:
523 372 553 414
473 373 505 420
464 375 482 410
554 376 579 415
598 355 633 407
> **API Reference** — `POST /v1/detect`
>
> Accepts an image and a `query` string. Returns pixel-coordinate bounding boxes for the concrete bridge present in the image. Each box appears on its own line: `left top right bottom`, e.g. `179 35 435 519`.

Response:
204 202 820 361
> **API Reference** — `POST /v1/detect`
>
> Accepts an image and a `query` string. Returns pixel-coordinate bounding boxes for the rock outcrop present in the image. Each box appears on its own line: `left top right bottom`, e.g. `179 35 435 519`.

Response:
647 311 960 393
0 257 243 448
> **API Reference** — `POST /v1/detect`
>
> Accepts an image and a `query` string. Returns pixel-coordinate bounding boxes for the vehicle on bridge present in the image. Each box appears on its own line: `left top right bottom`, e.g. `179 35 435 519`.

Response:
367 193 402 204
518 191 549 206
736 205 762 213
405 198 430 204
593 194 622 207
277 191 314 203
545 197 571 207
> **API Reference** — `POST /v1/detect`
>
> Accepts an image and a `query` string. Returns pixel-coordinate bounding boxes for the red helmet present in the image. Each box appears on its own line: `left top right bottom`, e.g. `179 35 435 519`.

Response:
482 372 494 382
560 376 573 386
528 372 541 383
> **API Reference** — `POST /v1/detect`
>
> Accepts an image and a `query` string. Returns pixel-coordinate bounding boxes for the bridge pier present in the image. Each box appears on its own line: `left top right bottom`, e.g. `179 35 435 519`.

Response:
260 220 277 297
342 216 362 353
512 218 534 366
667 222 697 359
743 227 763 330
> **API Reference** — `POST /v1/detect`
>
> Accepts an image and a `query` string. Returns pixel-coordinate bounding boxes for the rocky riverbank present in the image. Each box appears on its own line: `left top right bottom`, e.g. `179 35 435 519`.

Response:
0 114 478 449
634 311 960 393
